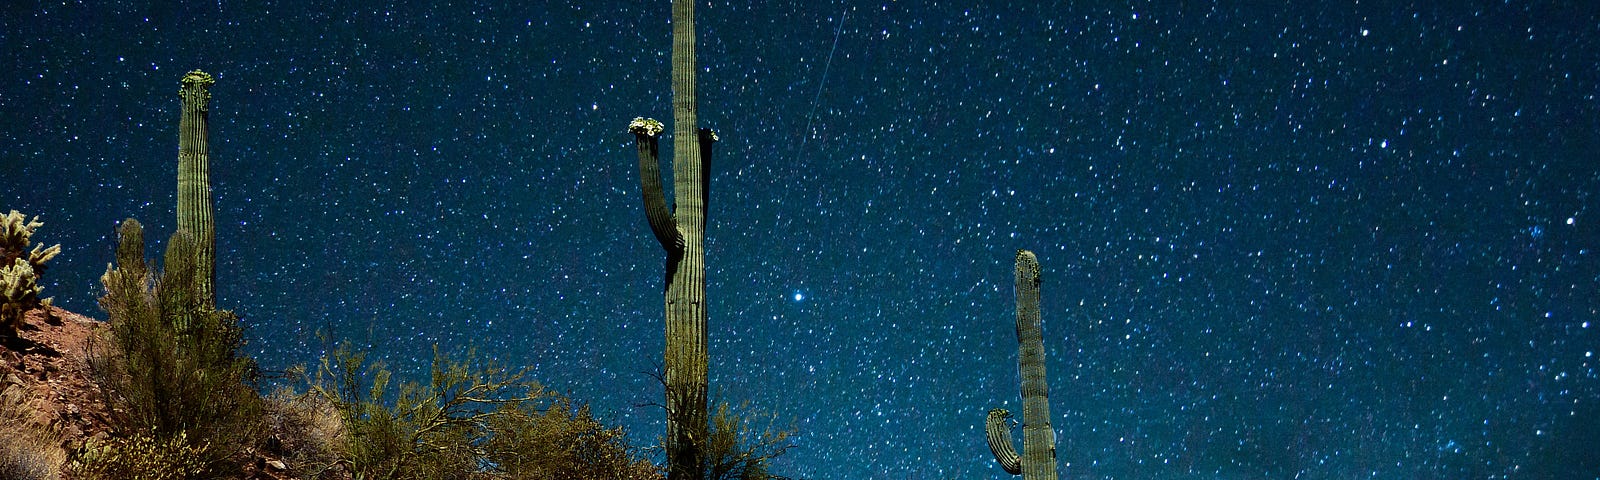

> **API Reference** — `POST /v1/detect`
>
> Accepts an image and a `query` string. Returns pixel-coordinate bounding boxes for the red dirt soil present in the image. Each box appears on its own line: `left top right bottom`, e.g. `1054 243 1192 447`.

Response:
0 306 114 453
1 306 300 479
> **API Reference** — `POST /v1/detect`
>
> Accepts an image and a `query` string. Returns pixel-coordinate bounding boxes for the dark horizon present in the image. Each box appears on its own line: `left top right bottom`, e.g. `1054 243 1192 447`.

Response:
4 2 1597 477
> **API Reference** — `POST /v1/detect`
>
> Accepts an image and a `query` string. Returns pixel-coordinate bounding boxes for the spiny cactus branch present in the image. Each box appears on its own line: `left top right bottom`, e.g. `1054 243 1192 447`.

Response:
697 128 716 222
631 117 683 253
986 408 1022 475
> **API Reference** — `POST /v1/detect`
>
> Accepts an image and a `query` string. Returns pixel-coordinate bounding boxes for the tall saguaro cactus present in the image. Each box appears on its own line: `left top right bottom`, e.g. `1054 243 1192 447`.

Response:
628 1 717 478
177 70 217 308
986 250 1059 479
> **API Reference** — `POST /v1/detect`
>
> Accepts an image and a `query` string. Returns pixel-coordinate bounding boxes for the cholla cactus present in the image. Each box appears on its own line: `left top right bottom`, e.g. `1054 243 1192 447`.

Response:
1 210 61 331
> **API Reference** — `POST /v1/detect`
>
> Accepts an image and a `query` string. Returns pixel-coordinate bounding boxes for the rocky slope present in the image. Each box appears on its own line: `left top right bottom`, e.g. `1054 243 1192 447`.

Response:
0 306 114 453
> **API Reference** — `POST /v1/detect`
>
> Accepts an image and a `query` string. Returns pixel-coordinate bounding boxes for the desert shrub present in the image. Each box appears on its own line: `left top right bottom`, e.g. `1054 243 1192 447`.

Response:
261 385 345 479
0 383 66 480
703 400 797 480
0 210 61 334
88 219 262 478
0 438 58 480
71 428 213 480
309 344 507 480
647 369 798 480
482 396 661 479
310 343 660 480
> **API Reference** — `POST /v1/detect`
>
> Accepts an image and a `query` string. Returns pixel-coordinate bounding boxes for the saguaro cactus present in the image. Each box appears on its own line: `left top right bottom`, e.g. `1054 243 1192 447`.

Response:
628 1 718 478
986 249 1059 479
177 69 217 308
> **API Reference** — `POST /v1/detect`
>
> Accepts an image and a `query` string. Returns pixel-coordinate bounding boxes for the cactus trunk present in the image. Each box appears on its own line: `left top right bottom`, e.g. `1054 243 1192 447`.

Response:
986 250 1059 479
665 0 708 475
177 70 216 308
627 1 716 478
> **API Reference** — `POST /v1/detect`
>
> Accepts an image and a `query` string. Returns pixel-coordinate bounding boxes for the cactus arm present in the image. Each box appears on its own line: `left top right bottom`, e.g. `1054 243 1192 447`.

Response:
697 128 717 221
986 408 1023 475
629 118 682 252
28 244 61 266
114 219 147 274
1 260 42 331
98 219 152 336
160 230 200 332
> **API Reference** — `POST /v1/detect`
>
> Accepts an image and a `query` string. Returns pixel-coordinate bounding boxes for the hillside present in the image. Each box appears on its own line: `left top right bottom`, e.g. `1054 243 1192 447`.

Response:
1 305 307 480
0 306 113 456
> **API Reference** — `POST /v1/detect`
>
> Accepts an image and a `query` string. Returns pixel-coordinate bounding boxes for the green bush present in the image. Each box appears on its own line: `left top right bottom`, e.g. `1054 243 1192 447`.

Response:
309 344 499 479
703 399 797 480
261 385 345 479
482 395 661 479
88 219 262 478
310 343 661 480
648 369 799 480
71 428 213 480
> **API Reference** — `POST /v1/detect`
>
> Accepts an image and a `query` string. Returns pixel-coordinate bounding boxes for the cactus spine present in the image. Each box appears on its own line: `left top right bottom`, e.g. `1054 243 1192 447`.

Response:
177 70 217 308
986 249 1059 479
629 1 717 478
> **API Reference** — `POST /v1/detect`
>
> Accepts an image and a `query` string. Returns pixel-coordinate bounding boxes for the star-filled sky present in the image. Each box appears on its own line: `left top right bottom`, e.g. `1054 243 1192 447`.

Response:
4 2 1598 478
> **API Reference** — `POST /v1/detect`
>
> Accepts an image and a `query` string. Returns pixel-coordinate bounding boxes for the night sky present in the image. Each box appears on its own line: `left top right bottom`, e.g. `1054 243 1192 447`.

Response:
4 2 1599 478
